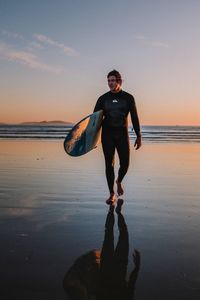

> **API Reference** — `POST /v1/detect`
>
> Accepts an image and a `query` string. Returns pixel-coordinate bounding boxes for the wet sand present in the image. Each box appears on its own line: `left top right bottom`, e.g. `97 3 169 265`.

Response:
0 140 200 299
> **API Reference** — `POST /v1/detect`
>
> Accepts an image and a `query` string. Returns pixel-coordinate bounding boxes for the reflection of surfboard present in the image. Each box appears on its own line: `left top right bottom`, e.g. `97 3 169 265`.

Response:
64 110 103 156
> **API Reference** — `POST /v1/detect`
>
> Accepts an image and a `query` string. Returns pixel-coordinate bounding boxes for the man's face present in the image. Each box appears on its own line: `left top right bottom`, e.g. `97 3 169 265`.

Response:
107 75 121 92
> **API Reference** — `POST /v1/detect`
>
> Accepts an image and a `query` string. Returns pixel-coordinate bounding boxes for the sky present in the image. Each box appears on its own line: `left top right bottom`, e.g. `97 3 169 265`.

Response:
0 0 200 125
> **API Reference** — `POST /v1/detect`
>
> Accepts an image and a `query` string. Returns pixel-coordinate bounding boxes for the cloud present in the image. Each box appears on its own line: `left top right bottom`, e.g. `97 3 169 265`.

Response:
1 30 78 57
135 35 169 48
1 29 25 41
28 41 44 50
1 29 78 55
34 34 78 56
0 42 66 74
0 31 77 73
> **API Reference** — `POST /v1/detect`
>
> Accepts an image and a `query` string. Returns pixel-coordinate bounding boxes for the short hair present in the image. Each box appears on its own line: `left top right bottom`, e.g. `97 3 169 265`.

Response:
107 70 122 84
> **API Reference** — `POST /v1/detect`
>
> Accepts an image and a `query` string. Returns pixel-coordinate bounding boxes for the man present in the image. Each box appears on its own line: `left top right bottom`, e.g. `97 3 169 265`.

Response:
93 70 142 204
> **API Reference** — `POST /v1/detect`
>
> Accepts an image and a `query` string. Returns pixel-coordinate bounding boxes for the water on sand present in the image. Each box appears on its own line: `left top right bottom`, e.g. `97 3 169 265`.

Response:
0 140 200 299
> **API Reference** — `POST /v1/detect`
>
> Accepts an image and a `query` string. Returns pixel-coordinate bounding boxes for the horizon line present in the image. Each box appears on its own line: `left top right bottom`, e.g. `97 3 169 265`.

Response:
0 121 199 127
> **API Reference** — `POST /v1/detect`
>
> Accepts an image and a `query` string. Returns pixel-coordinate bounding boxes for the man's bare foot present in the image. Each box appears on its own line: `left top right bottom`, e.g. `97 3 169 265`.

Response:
116 180 124 196
106 193 116 205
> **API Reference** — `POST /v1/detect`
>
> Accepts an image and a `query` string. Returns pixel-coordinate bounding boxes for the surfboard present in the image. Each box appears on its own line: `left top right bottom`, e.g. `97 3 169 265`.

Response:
64 110 103 156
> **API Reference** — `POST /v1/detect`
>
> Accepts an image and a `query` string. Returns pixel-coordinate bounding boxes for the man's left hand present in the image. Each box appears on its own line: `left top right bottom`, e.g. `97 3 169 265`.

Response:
134 136 142 150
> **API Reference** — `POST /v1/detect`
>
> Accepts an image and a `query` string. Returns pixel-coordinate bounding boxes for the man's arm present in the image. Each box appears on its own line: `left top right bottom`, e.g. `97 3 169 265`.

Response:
129 96 141 138
129 96 142 150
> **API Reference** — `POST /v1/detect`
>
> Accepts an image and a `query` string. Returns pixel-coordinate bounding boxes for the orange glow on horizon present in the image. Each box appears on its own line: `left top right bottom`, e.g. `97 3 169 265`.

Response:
1 99 200 126
1 109 200 126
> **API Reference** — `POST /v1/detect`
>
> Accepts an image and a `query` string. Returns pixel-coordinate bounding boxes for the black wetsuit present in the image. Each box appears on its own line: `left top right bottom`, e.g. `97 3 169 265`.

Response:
93 90 141 194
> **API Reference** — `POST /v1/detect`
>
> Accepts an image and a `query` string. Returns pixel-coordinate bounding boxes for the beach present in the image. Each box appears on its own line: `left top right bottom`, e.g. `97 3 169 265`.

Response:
0 138 200 299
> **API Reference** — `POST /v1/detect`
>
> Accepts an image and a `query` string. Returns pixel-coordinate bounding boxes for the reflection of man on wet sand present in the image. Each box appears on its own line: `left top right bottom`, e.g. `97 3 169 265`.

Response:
63 201 141 300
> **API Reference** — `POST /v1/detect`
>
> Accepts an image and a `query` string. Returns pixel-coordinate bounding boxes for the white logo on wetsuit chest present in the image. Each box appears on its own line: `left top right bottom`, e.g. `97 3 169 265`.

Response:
112 99 118 103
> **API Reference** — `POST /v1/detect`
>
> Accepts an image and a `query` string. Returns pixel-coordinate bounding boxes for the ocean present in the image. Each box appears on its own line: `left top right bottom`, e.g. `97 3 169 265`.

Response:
0 125 200 142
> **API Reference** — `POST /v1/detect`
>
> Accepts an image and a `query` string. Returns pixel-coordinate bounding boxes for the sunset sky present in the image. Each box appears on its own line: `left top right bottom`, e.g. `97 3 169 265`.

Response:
0 0 200 125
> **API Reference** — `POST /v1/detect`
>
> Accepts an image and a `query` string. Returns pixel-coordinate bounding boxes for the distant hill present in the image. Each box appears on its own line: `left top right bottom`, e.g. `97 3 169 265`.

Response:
20 120 74 125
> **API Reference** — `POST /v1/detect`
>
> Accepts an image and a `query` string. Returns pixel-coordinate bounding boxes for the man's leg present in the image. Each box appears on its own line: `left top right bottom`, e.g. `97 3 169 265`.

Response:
115 129 130 195
102 129 116 201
